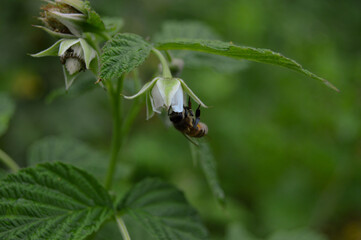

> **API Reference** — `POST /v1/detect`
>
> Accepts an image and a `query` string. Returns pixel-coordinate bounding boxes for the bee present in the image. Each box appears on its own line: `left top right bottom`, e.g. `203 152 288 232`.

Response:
168 97 208 139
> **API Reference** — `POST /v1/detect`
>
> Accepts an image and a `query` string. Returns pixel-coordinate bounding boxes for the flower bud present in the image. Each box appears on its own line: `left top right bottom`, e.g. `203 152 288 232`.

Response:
39 1 87 37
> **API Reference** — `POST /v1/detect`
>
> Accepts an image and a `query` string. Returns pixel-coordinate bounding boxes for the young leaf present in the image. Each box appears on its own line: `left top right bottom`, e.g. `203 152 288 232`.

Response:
154 21 246 73
155 39 338 91
118 178 209 240
0 162 114 240
83 1 106 33
0 93 15 137
190 141 225 205
100 33 152 80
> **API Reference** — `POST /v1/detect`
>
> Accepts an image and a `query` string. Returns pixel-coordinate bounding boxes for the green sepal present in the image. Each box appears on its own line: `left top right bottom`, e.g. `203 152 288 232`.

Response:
80 39 96 69
31 39 63 57
48 11 86 37
89 55 100 76
178 78 208 108
63 65 80 90
33 25 75 39
58 39 81 56
58 0 87 14
123 77 159 99
145 91 155 120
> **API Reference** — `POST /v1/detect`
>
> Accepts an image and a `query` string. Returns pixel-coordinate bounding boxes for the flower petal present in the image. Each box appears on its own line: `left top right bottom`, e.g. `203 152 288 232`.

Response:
178 78 208 108
123 77 160 99
146 92 155 120
151 83 164 112
156 78 181 108
171 84 184 112
80 39 96 69
58 39 81 56
31 39 63 57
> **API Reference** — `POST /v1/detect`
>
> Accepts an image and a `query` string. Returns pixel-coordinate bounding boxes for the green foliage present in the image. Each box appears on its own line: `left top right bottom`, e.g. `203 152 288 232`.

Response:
268 229 327 240
0 93 15 137
225 222 259 240
155 39 338 91
0 162 113 240
27 136 126 183
100 33 152 80
190 141 225 204
0 169 7 180
118 178 209 240
154 21 246 73
103 17 124 37
84 1 106 33
154 21 220 41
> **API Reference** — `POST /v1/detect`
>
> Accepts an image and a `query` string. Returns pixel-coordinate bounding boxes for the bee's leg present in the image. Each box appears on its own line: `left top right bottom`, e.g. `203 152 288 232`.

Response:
188 96 192 109
193 105 201 128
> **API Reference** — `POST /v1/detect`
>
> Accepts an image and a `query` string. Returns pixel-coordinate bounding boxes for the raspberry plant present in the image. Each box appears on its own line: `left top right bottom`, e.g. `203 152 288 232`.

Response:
0 1 337 239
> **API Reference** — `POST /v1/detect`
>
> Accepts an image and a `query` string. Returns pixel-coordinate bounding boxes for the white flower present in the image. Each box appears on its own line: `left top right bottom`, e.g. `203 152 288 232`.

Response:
124 77 207 120
31 38 98 90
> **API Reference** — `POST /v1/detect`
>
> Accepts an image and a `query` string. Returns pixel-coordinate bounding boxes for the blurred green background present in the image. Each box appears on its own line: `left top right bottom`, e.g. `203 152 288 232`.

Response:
1 0 361 239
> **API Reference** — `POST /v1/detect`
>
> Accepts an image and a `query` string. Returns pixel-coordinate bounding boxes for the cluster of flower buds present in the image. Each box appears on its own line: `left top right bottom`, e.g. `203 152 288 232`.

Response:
32 0 105 90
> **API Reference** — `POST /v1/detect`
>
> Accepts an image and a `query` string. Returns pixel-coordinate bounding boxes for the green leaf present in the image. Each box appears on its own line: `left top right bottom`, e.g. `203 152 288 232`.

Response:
0 162 114 240
154 21 220 41
118 178 209 240
154 21 246 73
268 229 327 240
0 169 7 180
27 136 115 183
190 141 225 205
0 93 15 137
100 33 152 80
155 39 338 91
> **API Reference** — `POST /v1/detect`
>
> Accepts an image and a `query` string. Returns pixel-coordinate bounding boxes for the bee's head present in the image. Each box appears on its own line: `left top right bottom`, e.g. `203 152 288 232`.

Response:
169 111 184 123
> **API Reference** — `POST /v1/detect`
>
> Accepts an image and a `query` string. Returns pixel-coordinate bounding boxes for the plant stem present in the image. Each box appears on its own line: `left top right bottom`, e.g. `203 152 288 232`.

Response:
152 48 172 78
121 69 143 138
116 215 131 240
0 149 19 172
105 75 125 189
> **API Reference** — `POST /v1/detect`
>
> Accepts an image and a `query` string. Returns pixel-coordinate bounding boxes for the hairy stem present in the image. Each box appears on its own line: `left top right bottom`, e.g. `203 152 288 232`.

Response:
116 215 131 240
152 48 172 78
0 149 19 172
105 75 125 189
